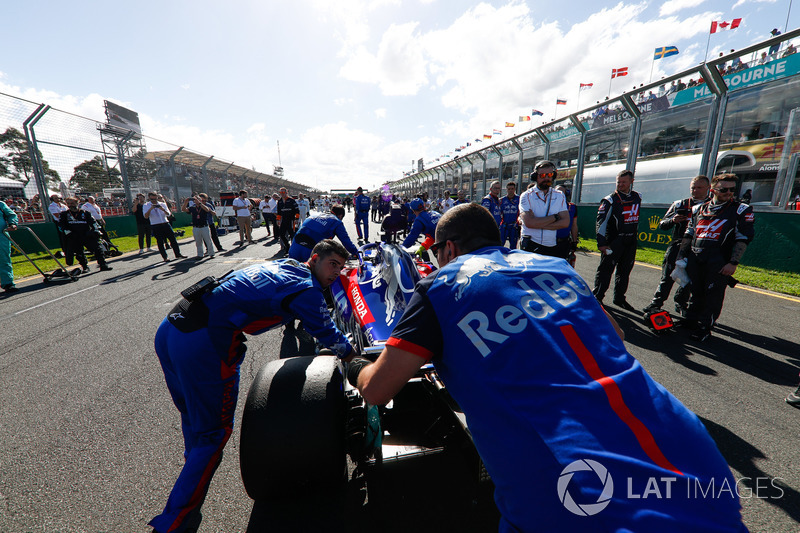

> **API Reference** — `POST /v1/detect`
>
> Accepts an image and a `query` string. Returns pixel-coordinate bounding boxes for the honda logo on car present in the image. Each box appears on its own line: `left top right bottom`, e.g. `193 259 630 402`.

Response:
349 281 375 326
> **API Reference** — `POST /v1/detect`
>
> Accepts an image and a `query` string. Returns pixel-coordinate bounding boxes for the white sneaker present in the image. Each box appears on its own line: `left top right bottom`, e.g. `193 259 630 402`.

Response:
147 247 153 251
138 249 144 255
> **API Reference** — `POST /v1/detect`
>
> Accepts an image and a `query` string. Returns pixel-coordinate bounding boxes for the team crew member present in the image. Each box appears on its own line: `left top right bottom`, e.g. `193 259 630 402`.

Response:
58 197 113 272
453 190 468 206
289 205 359 262
554 185 579 264
276 188 299 255
144 192 185 262
518 161 569 256
0 200 19 292
353 187 371 241
480 180 502 228
643 176 710 315
679 173 754 341
150 240 354 533
347 203 745 533
402 198 441 257
593 169 641 310
499 182 520 249
297 193 310 223
233 190 254 245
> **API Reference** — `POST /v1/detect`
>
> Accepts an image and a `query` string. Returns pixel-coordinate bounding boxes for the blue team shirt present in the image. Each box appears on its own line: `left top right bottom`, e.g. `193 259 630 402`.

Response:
354 194 371 213
386 247 743 532
176 260 351 357
500 195 519 226
481 194 502 226
402 210 441 248
556 203 578 239
290 213 358 260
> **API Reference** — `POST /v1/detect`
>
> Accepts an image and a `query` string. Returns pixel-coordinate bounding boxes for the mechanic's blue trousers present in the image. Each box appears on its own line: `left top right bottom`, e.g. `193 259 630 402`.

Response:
355 211 369 240
0 234 13 287
150 319 246 533
500 224 519 250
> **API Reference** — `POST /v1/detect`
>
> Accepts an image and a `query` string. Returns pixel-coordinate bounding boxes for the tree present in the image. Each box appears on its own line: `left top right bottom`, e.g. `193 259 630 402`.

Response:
0 127 61 187
69 156 121 193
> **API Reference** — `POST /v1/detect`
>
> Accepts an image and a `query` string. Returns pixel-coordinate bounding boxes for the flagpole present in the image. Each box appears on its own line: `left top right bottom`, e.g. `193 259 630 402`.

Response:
704 23 712 62
649 56 655 83
608 73 612 99
786 0 793 32
577 86 580 112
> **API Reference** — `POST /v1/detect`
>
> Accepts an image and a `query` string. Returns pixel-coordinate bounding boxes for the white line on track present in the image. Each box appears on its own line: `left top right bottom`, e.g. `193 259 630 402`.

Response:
11 284 100 316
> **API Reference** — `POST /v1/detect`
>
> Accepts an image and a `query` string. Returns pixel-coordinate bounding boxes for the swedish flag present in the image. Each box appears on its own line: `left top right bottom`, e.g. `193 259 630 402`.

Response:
654 46 679 60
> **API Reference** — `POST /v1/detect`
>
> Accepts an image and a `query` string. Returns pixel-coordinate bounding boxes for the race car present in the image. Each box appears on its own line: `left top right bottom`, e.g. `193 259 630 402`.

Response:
239 242 498 531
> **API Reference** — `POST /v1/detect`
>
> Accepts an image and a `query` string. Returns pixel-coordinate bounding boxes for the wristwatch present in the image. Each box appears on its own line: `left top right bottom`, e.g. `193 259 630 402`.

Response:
729 260 739 266
553 213 561 222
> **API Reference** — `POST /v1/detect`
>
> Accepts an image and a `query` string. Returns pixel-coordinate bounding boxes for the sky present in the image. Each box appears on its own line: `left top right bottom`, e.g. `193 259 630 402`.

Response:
0 0 795 192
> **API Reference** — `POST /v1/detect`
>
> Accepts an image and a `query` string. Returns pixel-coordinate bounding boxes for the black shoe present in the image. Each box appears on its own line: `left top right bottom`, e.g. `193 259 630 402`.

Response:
163 257 171 262
690 327 712 342
81 266 90 274
674 303 688 316
2 284 19 293
217 247 226 252
99 265 113 271
175 254 187 259
786 384 800 406
613 299 636 312
642 303 662 314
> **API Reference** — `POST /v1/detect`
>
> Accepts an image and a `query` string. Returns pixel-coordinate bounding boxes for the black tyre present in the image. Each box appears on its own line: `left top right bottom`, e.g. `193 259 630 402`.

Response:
240 355 347 501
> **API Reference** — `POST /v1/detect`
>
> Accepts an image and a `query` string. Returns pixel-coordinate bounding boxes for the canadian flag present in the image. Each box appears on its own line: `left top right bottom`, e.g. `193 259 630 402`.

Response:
611 67 628 78
710 18 742 33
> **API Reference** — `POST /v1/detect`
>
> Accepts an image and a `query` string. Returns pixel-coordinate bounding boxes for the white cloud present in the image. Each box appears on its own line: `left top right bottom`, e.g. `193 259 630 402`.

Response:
732 0 777 8
659 0 706 16
180 83 191 90
375 108 387 118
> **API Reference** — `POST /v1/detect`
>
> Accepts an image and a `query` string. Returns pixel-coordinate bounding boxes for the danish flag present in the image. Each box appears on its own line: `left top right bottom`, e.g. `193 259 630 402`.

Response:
710 18 742 33
612 67 628 78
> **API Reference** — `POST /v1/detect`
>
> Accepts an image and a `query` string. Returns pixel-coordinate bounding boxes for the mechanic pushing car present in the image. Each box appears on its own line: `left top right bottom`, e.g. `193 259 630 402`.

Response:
288 205 359 262
347 203 746 533
149 240 354 533
402 198 441 257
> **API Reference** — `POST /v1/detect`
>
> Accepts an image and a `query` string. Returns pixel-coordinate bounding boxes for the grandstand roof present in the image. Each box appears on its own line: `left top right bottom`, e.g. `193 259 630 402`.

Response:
144 148 310 191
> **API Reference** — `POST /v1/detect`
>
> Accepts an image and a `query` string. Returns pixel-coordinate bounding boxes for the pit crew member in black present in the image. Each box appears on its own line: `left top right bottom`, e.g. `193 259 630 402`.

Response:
276 187 299 255
643 175 710 315
678 173 754 341
58 197 112 272
593 169 641 311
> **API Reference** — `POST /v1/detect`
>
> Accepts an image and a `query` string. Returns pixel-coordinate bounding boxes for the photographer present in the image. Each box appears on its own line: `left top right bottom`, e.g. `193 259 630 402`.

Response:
144 192 185 262
182 195 215 259
131 193 152 253
643 176 709 315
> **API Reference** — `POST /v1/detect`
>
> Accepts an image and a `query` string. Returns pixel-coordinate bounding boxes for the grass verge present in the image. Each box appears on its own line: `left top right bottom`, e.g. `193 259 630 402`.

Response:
578 240 800 297
9 225 194 280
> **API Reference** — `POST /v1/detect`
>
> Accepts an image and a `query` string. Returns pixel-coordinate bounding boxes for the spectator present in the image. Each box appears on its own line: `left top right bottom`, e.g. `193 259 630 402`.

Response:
1 199 19 293
593 169 641 311
353 187 371 242
347 203 746 533
289 205 358 262
276 187 299 256
131 193 152 254
769 28 782 57
233 190 254 245
48 194 69 256
480 180 502 228
782 42 797 57
679 173 755 341
518 161 569 256
202 194 225 253
260 193 278 238
441 190 455 213
499 182 520 249
642 176 710 315
58 197 112 273
741 188 752 204
149 240 353 533
144 191 185 262
297 192 310 223
370 195 379 223
182 195 215 259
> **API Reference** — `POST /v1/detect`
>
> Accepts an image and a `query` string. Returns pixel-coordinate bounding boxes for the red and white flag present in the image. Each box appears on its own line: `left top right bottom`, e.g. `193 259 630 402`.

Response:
710 18 742 33
579 83 593 90
611 67 628 78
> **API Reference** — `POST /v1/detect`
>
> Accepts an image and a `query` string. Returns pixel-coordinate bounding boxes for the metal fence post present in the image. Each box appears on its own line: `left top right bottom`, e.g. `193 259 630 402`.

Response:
22 105 51 221
116 131 135 210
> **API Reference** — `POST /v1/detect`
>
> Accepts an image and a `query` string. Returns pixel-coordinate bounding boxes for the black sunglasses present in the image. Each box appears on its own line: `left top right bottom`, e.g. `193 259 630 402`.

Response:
430 236 460 255
714 186 736 193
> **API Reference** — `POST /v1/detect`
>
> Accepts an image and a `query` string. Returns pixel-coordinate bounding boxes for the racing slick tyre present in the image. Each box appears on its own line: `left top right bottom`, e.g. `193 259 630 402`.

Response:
240 355 347 501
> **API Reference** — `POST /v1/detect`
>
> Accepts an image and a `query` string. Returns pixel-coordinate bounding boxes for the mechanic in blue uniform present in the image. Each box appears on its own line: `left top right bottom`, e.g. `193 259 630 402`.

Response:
353 186 371 241
150 240 354 533
678 173 754 342
593 169 641 310
499 181 520 249
288 205 358 262
402 198 441 256
347 203 746 533
480 180 502 228
554 185 579 264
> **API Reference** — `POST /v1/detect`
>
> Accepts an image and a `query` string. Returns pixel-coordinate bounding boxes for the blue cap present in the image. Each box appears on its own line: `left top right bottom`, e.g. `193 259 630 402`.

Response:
410 198 424 211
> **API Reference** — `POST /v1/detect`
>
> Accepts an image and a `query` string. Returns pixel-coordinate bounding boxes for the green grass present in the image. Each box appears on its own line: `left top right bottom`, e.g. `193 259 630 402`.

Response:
578 241 800 297
9 225 194 280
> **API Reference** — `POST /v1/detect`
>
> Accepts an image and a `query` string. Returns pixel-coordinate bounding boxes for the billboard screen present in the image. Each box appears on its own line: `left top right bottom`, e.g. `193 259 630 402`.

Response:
104 100 142 135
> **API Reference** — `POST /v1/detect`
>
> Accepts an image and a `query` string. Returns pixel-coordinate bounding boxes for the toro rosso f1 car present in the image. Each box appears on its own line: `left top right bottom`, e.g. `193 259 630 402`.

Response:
239 242 497 531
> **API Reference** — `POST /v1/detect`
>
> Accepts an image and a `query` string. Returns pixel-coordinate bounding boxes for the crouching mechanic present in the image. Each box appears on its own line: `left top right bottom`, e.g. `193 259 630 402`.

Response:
402 198 441 258
150 239 354 533
347 203 745 533
289 205 359 262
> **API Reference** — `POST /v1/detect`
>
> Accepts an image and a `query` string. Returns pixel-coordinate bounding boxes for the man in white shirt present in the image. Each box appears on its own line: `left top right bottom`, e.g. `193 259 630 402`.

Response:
297 193 310 223
80 196 112 243
441 190 455 213
144 191 185 262
49 194 69 255
232 189 254 245
518 160 569 256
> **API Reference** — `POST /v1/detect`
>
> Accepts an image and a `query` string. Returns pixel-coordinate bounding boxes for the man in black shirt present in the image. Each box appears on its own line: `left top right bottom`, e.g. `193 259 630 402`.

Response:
276 187 299 255
59 197 112 272
131 193 152 254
